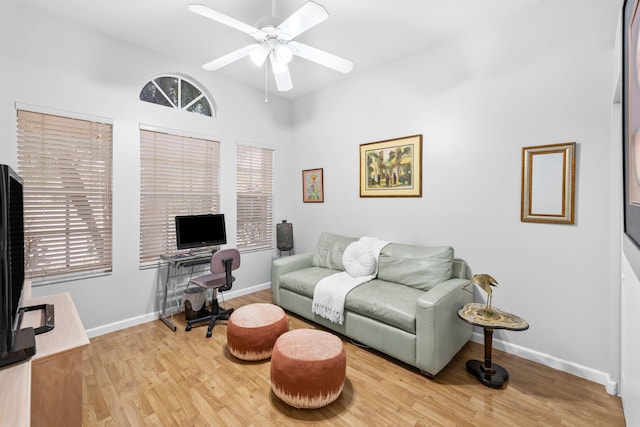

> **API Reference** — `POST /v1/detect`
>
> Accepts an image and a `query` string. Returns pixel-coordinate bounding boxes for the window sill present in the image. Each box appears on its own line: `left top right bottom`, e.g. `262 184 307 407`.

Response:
30 270 112 287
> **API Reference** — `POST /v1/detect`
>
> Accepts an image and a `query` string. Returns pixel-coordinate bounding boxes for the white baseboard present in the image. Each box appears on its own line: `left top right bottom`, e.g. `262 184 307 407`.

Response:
85 312 158 338
221 282 272 301
85 282 272 339
470 331 619 395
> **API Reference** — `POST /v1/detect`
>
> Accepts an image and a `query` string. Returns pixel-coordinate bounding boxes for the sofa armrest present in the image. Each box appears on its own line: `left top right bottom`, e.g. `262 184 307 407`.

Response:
271 253 314 305
417 278 470 308
415 278 473 376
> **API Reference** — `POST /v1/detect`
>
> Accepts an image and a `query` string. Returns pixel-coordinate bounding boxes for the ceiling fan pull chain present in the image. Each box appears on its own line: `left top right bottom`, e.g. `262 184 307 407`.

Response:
265 60 269 103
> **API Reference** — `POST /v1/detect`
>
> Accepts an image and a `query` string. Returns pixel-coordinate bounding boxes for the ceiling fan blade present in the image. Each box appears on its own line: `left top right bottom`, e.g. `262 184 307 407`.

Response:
288 41 354 74
203 44 258 70
269 55 293 92
188 4 266 39
277 1 329 41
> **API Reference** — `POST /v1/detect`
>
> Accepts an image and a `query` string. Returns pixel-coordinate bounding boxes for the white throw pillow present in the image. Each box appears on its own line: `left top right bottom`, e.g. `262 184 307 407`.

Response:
342 241 377 277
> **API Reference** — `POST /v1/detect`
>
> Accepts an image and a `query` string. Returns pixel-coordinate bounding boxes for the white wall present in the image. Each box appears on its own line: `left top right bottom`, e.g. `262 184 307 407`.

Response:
0 3 295 333
291 0 622 391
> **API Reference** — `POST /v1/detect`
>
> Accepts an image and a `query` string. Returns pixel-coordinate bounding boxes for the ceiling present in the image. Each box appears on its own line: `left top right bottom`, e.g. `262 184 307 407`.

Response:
18 0 543 100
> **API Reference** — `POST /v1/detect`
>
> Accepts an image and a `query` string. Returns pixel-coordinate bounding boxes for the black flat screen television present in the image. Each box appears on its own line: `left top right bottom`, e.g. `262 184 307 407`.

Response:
0 164 34 366
175 214 226 251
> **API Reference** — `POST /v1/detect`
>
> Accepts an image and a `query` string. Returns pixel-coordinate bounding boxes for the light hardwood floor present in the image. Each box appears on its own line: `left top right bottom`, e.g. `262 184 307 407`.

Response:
82 290 624 426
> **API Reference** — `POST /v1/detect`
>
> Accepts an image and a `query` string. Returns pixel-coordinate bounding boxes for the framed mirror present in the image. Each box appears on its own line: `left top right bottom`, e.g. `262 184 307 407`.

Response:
521 142 576 224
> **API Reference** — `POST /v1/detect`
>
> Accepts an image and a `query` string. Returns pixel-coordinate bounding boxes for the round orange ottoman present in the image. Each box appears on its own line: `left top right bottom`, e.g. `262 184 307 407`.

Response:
270 329 346 409
227 303 289 361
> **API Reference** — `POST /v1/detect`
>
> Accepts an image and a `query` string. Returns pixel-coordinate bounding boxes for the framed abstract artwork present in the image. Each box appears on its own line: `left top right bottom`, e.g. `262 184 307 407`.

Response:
359 134 422 197
624 0 640 246
302 168 324 202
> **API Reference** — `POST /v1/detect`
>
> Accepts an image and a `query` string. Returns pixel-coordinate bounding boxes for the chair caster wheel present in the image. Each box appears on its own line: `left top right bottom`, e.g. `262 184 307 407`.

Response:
206 330 212 338
186 324 192 332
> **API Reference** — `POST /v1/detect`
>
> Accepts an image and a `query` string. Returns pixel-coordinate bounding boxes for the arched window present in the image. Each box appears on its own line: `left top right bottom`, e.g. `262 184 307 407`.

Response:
139 74 217 117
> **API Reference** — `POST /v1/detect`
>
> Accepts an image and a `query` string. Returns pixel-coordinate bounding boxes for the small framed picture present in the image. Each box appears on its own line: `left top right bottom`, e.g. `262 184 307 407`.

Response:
302 168 324 203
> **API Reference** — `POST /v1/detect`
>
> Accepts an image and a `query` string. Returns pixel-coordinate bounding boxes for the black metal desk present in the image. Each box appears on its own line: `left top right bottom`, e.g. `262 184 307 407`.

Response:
159 253 213 331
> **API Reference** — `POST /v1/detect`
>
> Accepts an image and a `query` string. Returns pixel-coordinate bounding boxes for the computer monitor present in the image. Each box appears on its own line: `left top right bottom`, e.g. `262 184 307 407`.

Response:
175 214 226 250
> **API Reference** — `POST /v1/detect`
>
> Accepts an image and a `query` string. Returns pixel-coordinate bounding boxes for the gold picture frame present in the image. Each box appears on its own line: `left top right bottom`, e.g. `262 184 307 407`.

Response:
302 168 324 203
521 142 576 224
359 134 422 197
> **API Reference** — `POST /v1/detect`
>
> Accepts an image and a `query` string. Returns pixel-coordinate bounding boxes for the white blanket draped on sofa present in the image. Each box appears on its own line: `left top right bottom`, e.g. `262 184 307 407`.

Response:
312 237 389 325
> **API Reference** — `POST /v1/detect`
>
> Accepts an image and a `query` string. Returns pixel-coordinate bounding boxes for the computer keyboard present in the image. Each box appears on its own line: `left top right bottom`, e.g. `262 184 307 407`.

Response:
178 257 210 267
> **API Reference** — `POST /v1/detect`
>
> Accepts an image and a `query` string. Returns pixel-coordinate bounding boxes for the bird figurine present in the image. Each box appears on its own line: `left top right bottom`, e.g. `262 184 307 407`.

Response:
470 273 498 314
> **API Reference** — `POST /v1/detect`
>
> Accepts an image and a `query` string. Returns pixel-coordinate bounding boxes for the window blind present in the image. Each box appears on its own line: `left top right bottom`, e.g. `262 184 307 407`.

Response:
236 144 274 251
140 129 220 265
17 110 113 279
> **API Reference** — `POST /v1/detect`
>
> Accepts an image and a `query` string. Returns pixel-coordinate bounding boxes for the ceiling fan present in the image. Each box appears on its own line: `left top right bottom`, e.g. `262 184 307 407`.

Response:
188 1 354 92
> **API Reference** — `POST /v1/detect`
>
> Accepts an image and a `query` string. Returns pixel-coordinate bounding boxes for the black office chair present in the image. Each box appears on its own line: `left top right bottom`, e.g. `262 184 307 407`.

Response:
185 248 240 338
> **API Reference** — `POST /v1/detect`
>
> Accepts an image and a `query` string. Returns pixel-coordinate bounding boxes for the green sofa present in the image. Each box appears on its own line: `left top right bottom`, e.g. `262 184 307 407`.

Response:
271 232 473 377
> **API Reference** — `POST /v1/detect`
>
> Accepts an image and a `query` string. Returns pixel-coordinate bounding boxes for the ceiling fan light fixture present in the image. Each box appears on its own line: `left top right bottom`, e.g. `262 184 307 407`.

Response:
249 44 270 66
275 43 293 64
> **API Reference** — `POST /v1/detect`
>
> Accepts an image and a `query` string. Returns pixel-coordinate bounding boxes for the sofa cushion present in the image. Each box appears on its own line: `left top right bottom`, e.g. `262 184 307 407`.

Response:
279 267 337 298
377 244 453 291
342 241 376 277
345 279 425 334
312 232 357 271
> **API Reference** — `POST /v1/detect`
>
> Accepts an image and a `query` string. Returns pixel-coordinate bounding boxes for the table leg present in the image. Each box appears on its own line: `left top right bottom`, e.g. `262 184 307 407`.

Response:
466 326 509 388
159 264 177 332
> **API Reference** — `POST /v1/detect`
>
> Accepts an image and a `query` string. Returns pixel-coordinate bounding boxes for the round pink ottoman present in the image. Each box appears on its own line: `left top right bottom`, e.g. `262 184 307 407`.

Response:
227 303 289 361
270 329 346 409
